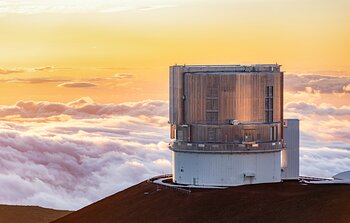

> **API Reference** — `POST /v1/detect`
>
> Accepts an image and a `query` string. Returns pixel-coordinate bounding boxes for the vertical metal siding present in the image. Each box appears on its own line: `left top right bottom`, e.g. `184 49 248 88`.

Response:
282 119 300 179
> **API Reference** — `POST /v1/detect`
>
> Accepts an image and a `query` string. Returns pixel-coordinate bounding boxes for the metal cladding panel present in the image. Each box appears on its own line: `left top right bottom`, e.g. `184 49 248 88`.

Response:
183 72 283 124
169 66 185 124
169 67 174 123
282 119 300 179
172 151 281 186
169 66 180 124
169 65 284 146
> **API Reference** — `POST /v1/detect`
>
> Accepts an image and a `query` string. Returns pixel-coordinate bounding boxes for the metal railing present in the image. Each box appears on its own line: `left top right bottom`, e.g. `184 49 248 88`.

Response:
147 174 191 194
169 141 282 153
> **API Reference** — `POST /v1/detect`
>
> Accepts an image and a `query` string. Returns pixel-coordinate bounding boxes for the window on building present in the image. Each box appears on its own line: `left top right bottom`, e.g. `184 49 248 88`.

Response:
266 86 273 98
206 77 219 124
206 99 218 110
207 127 222 142
243 129 255 142
206 112 218 124
265 86 273 122
270 126 277 141
206 90 219 124
177 125 190 141
177 129 184 141
206 88 219 97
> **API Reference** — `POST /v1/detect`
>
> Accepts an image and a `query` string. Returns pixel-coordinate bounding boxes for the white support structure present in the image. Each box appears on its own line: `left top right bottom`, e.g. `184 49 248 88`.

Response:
173 151 281 186
282 119 300 179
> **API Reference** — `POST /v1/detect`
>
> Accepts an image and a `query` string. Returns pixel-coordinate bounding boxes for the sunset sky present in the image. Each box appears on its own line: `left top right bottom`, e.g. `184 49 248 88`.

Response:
0 0 349 210
0 0 349 104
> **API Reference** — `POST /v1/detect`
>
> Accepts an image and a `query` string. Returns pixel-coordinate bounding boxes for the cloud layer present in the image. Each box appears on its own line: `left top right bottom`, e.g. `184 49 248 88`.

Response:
0 72 135 89
0 98 170 210
285 102 350 116
0 72 349 210
285 73 350 94
284 74 350 179
0 68 24 75
0 97 168 119
4 78 68 84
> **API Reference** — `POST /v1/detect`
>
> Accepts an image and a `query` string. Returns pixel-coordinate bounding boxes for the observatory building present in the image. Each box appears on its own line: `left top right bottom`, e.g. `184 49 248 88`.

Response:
169 64 297 186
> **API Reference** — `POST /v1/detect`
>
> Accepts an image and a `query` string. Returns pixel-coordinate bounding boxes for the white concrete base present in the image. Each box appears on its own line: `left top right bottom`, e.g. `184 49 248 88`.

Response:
172 151 281 186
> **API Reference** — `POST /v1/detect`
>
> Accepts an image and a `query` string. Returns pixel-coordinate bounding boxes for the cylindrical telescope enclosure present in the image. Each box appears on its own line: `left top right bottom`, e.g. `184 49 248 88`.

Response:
169 65 284 186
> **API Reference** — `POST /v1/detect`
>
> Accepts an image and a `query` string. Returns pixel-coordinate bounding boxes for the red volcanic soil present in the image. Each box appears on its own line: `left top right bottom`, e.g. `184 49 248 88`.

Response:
0 205 71 223
52 181 350 223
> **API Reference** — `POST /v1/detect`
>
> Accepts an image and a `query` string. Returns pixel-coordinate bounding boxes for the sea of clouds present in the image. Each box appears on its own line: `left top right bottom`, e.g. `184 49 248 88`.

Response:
0 73 349 210
285 73 350 178
0 98 171 210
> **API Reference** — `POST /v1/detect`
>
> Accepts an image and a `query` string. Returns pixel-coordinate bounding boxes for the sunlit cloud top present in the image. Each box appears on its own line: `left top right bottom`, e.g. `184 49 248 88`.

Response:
0 0 177 14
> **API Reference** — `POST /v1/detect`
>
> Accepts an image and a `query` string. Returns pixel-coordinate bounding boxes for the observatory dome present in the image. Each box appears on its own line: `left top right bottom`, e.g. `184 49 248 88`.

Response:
333 171 350 180
169 64 285 186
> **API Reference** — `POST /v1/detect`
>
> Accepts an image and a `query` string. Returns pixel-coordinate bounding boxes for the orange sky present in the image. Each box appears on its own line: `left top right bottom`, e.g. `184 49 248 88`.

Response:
0 0 349 104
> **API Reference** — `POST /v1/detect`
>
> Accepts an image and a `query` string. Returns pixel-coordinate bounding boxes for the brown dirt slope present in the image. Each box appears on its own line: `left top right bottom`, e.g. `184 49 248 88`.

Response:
53 181 350 223
0 205 71 223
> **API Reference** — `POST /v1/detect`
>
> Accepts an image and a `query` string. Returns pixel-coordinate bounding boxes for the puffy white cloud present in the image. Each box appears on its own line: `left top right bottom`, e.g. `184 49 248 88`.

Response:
300 147 350 178
284 100 350 178
0 98 170 210
0 95 348 211
285 73 350 94
343 84 350 92
0 97 168 119
285 102 350 116
284 73 350 170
